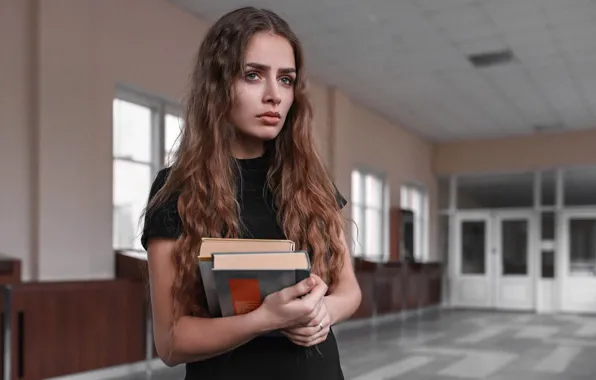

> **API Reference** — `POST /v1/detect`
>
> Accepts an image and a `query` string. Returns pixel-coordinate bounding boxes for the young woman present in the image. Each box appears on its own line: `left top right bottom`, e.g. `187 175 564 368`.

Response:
141 6 362 379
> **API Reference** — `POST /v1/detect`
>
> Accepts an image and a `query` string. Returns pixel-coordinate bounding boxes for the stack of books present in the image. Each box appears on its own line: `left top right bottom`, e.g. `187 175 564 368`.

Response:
198 238 311 318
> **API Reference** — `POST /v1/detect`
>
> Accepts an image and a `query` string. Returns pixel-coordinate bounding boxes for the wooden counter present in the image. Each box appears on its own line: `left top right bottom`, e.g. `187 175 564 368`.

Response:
0 252 442 380
351 258 443 320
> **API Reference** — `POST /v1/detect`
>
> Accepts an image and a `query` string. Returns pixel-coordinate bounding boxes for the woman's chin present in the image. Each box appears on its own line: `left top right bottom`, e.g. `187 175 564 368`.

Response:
244 127 282 141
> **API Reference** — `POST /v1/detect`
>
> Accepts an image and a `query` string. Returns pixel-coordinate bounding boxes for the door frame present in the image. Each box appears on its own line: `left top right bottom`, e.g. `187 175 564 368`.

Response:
450 208 538 311
493 209 539 311
451 211 493 308
557 207 596 313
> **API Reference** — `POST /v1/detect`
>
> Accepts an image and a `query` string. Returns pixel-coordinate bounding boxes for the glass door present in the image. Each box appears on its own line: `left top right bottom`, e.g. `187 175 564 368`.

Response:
451 210 537 310
494 211 536 310
559 210 596 313
451 212 493 308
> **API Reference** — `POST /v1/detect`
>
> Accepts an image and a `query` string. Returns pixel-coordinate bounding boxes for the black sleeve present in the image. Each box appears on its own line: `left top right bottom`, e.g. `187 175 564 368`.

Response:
140 168 183 251
334 183 348 210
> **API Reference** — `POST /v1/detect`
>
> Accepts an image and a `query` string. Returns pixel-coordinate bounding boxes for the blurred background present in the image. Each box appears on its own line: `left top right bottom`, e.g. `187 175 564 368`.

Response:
1 0 596 379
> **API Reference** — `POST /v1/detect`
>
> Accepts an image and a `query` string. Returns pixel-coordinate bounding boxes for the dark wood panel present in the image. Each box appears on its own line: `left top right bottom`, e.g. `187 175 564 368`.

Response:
405 270 419 310
115 251 148 282
389 208 401 261
349 260 444 320
353 258 377 272
0 254 21 285
114 252 158 358
374 266 398 315
389 267 405 313
12 280 146 380
427 265 443 306
374 279 393 315
351 272 375 319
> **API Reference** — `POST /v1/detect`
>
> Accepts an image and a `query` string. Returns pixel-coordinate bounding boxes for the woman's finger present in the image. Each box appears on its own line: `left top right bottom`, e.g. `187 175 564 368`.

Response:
288 325 330 346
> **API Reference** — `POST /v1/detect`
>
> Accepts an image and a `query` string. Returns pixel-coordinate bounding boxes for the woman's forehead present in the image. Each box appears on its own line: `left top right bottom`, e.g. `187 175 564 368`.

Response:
244 32 295 71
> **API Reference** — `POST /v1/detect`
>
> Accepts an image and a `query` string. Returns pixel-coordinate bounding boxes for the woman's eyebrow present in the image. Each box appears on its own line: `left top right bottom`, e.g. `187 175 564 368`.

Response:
246 62 296 74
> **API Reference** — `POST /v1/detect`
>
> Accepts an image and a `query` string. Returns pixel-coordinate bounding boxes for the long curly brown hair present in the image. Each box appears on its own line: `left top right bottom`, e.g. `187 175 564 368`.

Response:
146 7 347 321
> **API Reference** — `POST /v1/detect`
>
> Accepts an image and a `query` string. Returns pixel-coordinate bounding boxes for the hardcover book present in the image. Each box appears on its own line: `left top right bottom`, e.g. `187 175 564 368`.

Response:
198 237 295 317
211 250 311 317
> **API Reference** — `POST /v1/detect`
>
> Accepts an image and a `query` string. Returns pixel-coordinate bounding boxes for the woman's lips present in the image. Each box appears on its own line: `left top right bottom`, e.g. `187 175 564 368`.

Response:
257 112 281 126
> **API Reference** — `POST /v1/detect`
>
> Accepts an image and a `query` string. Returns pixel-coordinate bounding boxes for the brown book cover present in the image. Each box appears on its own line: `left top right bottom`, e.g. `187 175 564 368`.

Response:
198 238 295 317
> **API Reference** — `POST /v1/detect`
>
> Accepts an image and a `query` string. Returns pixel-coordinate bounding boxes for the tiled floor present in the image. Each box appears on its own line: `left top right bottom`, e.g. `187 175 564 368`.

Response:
115 309 596 379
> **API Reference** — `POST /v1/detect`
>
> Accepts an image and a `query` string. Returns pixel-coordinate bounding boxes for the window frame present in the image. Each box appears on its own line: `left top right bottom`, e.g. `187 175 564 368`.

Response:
351 167 389 261
112 85 183 251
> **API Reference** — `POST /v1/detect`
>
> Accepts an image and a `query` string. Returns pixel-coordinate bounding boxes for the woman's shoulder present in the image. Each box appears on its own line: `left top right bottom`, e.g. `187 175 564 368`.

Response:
151 167 172 192
146 167 179 210
141 167 182 250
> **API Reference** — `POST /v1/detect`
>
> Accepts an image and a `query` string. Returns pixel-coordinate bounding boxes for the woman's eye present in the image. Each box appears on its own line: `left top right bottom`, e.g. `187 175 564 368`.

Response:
280 76 294 86
246 72 259 81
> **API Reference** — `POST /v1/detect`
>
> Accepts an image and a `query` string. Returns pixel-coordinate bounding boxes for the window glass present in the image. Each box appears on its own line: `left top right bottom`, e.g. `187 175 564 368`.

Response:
113 99 152 162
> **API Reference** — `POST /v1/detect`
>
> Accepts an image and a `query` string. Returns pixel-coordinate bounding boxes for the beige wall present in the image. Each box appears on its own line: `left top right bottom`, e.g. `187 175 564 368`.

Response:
0 0 437 281
331 92 437 259
1 0 38 280
36 0 207 281
308 83 333 169
434 129 596 175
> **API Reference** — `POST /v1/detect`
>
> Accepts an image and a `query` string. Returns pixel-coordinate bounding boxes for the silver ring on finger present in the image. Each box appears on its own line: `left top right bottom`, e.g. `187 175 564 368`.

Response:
318 322 324 331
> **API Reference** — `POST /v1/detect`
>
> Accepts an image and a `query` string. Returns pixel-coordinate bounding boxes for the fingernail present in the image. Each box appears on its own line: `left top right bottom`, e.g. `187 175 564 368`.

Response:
306 278 314 287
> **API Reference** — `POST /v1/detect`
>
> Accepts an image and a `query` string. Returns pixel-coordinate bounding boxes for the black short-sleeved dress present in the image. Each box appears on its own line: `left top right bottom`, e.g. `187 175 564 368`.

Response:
141 151 347 380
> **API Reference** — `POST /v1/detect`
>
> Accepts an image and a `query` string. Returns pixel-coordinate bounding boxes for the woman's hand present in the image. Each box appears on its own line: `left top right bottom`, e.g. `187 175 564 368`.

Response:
281 297 332 347
255 274 328 331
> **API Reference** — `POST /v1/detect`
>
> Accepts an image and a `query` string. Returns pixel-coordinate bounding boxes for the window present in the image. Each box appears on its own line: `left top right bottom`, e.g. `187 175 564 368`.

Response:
568 218 596 276
351 169 388 261
401 183 429 261
112 89 183 250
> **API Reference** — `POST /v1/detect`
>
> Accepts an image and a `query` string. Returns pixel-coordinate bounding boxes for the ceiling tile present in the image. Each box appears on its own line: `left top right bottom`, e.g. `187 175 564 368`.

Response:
528 61 585 110
481 0 548 31
542 0 596 27
428 4 498 42
558 106 595 130
416 0 477 13
551 23 596 54
482 63 559 127
504 26 560 68
437 69 526 131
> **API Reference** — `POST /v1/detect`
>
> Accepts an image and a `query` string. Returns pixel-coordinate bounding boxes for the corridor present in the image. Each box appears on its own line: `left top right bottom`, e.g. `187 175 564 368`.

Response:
119 310 596 379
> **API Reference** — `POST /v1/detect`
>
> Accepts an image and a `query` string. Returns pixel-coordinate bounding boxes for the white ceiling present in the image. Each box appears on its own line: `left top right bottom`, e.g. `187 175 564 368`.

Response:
169 0 596 142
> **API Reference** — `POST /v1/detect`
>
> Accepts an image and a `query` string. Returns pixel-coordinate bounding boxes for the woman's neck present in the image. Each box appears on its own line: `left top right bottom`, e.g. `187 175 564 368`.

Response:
231 136 265 159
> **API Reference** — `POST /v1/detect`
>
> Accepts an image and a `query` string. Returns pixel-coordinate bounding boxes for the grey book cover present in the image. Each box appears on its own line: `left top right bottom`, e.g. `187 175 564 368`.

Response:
211 250 311 318
213 268 311 317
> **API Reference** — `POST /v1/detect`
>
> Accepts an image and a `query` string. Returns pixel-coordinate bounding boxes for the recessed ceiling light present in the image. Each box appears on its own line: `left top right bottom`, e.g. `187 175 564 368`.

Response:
468 49 516 68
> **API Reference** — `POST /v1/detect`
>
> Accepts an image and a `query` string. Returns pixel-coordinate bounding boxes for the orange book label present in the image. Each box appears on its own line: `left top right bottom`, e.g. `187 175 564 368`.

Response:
228 278 262 315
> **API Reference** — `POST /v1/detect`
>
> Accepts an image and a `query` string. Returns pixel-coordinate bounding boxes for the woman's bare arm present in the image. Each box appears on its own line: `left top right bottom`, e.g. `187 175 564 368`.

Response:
279 230 362 346
147 238 323 366
324 230 362 325
147 238 272 366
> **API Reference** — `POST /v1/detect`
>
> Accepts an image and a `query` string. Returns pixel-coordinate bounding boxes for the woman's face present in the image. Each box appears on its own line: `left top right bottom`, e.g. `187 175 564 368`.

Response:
230 32 296 151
